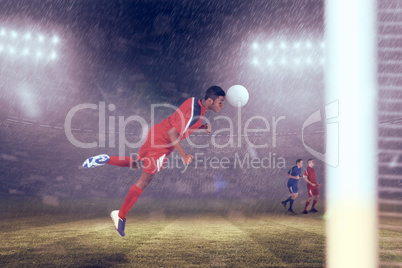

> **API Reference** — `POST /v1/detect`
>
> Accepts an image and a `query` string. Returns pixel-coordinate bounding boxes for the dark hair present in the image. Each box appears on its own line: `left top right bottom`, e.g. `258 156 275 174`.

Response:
204 86 225 101
307 158 314 162
296 159 303 164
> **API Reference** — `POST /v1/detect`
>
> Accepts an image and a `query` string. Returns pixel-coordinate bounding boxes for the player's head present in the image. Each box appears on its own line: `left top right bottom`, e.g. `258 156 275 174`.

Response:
296 159 303 167
308 158 314 167
204 85 225 113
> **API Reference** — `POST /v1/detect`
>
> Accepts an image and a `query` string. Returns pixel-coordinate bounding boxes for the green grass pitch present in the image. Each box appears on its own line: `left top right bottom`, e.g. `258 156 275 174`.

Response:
0 197 400 267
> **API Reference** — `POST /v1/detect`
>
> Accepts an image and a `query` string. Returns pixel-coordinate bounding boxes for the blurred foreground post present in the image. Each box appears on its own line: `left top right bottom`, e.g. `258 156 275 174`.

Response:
326 0 378 267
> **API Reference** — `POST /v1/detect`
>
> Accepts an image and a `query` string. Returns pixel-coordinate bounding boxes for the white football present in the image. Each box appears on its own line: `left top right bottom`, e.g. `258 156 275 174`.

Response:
226 85 249 107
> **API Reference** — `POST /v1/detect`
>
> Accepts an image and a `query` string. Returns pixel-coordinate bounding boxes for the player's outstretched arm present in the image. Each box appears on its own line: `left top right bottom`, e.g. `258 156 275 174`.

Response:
167 127 193 165
304 177 316 187
195 123 211 134
286 173 299 179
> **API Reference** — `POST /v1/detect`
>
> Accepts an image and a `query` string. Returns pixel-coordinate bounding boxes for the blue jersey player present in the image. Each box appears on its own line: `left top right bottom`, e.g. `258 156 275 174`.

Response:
281 159 303 214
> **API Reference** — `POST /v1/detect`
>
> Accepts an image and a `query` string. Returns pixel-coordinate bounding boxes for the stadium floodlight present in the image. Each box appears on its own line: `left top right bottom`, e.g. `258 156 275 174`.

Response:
0 29 60 62
266 42 273 50
51 35 59 44
24 33 32 40
49 51 57 60
266 59 273 66
22 48 29 56
252 42 259 50
249 39 325 70
8 46 15 54
10 31 17 38
251 57 259 65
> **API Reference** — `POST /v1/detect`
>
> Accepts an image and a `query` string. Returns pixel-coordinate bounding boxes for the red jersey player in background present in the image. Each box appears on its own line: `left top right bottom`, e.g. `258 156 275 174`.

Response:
302 159 321 214
82 86 225 237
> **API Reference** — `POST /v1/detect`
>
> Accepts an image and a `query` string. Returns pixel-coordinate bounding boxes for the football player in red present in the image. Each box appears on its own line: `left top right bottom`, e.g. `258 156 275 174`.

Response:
82 86 225 237
302 159 321 214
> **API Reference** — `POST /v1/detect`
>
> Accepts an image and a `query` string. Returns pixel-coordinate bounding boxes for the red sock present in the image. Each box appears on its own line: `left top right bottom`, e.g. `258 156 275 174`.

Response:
118 184 143 219
107 156 133 167
312 199 318 209
304 201 310 211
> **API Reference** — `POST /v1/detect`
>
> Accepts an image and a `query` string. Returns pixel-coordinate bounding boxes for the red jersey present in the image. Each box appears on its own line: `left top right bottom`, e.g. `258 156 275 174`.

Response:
159 97 206 142
137 97 206 174
304 166 316 185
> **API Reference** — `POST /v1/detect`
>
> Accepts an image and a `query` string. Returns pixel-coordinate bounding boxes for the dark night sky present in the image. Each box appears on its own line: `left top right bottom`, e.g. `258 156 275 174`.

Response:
0 0 325 127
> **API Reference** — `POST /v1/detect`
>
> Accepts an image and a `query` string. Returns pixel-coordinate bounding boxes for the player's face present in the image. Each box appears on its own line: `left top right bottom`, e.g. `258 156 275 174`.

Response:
211 96 225 113
299 161 303 167
309 160 315 167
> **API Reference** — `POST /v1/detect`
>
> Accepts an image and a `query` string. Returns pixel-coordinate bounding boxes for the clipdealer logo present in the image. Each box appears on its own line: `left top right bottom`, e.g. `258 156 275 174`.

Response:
64 100 338 171
64 101 286 152
301 100 339 167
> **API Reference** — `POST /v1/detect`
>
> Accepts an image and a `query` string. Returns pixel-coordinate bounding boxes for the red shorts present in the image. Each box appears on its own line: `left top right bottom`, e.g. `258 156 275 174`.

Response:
137 124 174 174
307 186 319 197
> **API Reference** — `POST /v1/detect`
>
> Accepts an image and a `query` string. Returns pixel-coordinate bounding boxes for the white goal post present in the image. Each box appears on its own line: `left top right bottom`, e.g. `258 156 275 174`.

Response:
325 0 378 267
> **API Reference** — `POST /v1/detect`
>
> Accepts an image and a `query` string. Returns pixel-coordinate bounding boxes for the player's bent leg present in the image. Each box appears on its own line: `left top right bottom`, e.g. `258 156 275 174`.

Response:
135 171 155 189
110 210 126 237
82 154 110 168
303 196 313 214
310 194 319 213
107 156 135 168
110 172 155 237
288 193 298 214
288 208 297 215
